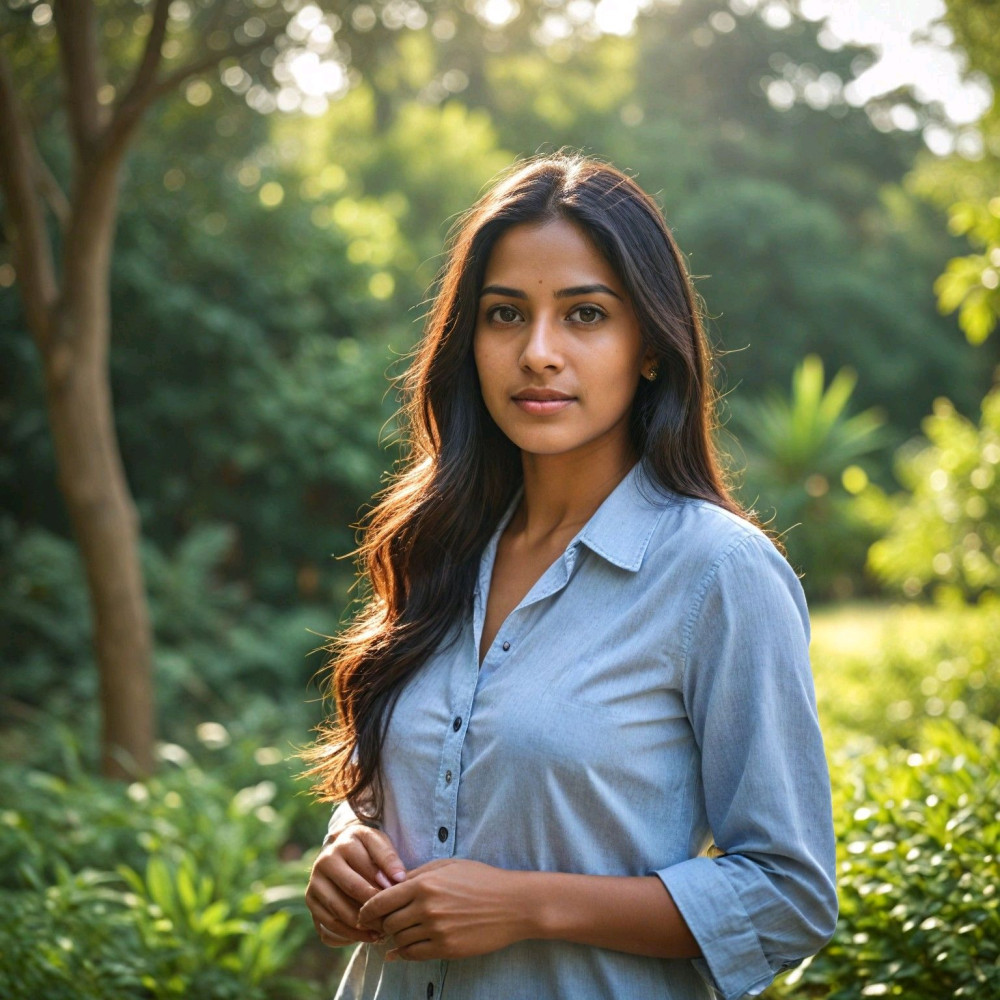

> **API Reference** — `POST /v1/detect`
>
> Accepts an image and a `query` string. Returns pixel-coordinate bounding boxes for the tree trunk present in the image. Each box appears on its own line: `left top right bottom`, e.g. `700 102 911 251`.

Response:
44 154 155 778
3 1 283 778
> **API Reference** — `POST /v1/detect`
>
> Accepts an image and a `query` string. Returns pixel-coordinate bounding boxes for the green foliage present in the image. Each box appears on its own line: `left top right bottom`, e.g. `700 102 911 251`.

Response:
0 727 337 999
772 721 1000 999
935 221 1000 346
732 355 886 598
0 863 308 1000
912 148 1000 346
0 868 155 1000
0 517 93 707
790 596 1000 996
117 854 302 991
909 0 1000 344
0 518 328 733
867 387 1000 599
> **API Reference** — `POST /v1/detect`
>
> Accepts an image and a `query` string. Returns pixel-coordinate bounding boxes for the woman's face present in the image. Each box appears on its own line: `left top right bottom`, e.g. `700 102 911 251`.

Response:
473 218 652 465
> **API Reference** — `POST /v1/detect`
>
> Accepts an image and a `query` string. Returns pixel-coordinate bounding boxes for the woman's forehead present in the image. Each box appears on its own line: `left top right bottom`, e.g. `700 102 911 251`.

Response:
481 219 623 294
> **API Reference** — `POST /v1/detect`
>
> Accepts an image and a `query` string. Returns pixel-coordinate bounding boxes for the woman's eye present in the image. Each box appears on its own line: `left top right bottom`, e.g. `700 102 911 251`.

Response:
571 305 605 324
490 305 521 324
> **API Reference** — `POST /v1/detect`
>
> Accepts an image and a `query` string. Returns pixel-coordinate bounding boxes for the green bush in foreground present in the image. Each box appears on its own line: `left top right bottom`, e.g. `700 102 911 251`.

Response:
0 726 336 1000
775 720 1000 999
0 865 303 1000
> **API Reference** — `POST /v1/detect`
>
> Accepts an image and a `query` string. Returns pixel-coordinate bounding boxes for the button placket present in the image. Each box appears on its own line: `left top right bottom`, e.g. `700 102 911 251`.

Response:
432 643 477 859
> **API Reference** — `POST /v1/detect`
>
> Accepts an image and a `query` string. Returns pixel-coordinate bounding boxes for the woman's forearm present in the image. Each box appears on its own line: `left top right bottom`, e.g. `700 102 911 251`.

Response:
518 870 701 959
358 859 701 962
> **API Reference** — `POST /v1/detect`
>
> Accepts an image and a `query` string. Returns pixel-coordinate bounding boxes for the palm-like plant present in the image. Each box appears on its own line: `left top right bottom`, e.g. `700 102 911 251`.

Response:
730 355 887 597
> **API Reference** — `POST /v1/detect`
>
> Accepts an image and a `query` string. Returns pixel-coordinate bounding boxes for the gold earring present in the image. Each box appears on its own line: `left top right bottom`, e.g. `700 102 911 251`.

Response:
644 366 658 382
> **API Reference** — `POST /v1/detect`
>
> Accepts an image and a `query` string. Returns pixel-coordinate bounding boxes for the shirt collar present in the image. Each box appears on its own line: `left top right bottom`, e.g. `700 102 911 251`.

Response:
574 460 673 572
478 461 673 596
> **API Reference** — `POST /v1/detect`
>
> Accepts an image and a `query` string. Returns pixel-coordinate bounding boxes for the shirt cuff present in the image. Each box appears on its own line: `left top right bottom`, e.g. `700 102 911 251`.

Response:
655 857 775 1000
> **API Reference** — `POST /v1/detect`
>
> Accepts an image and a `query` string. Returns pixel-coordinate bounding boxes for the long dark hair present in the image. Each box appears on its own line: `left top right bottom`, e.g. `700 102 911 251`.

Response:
304 153 753 819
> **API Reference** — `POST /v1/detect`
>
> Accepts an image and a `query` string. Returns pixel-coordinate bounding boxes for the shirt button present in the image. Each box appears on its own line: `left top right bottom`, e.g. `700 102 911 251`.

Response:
445 770 453 784
437 826 448 842
502 641 511 651
427 984 434 999
452 716 462 731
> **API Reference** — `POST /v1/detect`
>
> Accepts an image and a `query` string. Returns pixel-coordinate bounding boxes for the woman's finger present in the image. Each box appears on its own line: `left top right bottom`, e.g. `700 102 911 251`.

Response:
387 921 433 951
357 879 412 929
306 873 368 933
313 915 380 947
378 904 423 939
386 941 435 962
321 849 383 906
316 829 403 903
355 826 407 884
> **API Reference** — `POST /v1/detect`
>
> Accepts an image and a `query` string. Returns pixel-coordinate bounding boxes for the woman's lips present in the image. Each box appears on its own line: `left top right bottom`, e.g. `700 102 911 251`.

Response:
511 391 576 415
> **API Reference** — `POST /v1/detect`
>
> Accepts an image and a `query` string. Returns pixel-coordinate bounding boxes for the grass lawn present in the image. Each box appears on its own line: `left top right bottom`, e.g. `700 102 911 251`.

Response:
809 600 998 754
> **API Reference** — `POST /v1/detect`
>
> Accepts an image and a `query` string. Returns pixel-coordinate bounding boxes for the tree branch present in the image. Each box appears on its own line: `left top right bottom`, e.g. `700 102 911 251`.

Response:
35 147 72 228
0 46 58 350
114 0 171 119
151 26 284 102
52 0 104 154
104 26 285 157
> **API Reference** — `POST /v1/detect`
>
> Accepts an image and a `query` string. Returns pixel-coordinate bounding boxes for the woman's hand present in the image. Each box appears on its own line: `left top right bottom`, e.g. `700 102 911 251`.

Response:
357 858 527 962
305 823 407 948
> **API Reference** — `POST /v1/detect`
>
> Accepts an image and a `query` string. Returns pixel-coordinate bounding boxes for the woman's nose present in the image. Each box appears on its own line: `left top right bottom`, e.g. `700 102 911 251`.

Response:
519 314 563 372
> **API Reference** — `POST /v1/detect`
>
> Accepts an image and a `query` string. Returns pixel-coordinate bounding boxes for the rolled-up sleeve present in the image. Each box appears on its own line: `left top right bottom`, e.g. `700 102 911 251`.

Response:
655 533 838 1000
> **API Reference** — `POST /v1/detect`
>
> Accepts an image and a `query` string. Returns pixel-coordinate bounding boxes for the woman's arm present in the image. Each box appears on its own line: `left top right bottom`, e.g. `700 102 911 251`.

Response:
357 858 700 961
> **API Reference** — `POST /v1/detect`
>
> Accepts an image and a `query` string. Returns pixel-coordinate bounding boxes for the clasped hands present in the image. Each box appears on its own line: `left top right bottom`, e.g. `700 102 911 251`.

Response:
305 822 525 962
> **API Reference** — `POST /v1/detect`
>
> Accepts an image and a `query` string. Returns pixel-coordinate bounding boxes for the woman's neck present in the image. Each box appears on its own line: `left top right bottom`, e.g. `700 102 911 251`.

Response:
513 441 637 547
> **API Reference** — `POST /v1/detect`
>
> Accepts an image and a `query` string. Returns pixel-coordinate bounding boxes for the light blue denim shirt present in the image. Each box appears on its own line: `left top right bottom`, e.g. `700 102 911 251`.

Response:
331 462 838 1000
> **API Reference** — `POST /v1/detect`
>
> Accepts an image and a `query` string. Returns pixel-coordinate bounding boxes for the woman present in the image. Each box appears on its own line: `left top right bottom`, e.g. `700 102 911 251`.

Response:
304 153 838 1000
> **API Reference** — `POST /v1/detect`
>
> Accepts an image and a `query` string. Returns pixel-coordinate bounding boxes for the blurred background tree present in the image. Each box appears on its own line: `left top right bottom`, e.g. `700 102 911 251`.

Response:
0 0 550 775
910 0 1000 349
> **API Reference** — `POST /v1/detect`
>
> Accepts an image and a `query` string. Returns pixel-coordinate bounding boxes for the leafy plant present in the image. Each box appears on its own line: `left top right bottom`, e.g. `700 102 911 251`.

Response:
0 730 334 999
0 867 150 1000
0 861 312 1000
731 354 887 597
771 720 1000 999
867 387 1000 600
909 0 1000 345
118 853 303 991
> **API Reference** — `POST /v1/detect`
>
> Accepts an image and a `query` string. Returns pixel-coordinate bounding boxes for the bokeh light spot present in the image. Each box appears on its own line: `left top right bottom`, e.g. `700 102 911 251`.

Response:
259 182 285 208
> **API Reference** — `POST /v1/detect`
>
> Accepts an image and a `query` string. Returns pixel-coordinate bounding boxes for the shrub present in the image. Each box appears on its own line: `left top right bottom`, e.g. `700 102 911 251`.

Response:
0 862 312 1000
867 387 1000 600
0 728 339 1000
773 720 1000 999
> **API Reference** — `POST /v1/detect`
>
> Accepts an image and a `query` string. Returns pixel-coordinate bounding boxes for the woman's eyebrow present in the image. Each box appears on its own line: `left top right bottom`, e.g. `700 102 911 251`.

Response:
479 282 623 300
480 284 528 299
555 283 623 301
